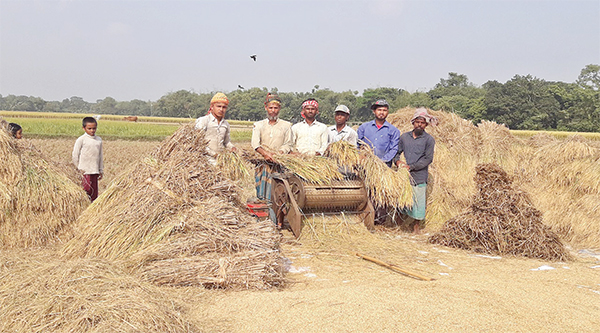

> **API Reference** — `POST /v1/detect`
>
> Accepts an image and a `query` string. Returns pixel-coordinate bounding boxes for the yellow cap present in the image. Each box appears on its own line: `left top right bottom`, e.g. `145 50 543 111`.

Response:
210 92 229 105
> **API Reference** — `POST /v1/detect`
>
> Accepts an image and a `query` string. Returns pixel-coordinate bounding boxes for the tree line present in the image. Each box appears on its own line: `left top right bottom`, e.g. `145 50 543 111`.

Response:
1 64 598 132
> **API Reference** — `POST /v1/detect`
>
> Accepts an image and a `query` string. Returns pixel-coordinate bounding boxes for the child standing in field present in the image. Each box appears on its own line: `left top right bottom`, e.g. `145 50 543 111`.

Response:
72 117 103 202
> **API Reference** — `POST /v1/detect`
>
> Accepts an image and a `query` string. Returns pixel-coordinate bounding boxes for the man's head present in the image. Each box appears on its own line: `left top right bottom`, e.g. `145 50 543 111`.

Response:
411 107 437 136
264 93 282 121
301 98 319 121
334 105 350 126
82 117 97 137
209 92 229 121
371 99 389 122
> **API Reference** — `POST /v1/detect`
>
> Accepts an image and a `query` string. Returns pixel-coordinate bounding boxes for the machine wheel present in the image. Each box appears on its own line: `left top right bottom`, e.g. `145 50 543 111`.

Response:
272 180 289 228
288 176 306 208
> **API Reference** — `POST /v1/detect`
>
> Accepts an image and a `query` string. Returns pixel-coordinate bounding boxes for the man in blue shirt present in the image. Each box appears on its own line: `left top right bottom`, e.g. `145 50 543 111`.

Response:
357 99 400 166
394 107 437 233
357 99 401 224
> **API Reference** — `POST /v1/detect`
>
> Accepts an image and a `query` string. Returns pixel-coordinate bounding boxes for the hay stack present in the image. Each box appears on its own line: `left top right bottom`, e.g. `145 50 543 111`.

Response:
62 123 284 289
0 126 89 248
387 107 480 154
429 164 570 261
0 251 199 332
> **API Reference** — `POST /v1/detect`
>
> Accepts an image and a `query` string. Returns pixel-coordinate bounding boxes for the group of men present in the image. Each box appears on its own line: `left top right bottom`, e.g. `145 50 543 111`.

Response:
196 92 436 233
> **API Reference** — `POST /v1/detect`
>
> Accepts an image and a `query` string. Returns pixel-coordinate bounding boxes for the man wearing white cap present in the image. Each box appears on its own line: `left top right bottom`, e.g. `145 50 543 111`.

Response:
327 104 358 147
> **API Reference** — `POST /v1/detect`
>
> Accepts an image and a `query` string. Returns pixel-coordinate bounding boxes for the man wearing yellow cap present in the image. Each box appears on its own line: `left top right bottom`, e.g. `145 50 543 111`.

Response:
194 92 236 156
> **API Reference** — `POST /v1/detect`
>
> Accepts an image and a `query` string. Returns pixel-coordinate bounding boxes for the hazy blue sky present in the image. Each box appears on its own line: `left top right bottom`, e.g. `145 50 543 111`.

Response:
1 0 598 102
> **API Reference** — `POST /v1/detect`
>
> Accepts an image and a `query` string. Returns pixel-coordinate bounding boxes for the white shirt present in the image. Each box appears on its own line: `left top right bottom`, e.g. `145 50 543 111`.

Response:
72 133 103 175
194 113 234 155
291 120 328 155
327 124 358 147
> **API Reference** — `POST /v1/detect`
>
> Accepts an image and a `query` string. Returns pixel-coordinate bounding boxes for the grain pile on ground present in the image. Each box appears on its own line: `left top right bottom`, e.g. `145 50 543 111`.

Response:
0 123 89 248
429 163 570 261
62 123 284 289
0 250 199 332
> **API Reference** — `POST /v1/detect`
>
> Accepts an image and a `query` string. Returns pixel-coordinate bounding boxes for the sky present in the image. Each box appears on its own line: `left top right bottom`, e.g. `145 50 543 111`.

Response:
0 0 599 102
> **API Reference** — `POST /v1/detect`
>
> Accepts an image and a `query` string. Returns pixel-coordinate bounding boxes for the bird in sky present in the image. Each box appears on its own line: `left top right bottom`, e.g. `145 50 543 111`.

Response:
250 54 257 61
238 85 245 90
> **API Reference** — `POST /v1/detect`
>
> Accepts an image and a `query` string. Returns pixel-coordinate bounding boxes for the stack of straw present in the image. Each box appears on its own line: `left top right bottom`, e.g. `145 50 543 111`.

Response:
0 123 89 248
62 123 284 289
429 163 570 261
0 251 199 332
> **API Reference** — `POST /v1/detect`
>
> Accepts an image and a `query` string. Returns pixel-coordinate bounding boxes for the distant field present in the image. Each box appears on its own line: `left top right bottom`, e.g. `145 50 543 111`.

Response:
0 110 252 141
510 129 600 140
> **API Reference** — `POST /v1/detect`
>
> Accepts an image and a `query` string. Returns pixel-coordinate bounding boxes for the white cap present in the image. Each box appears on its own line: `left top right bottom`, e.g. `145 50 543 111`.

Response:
334 104 350 115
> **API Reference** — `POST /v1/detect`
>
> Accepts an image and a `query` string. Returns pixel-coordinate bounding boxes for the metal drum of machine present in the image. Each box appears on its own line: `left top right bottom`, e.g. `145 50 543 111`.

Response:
271 173 374 237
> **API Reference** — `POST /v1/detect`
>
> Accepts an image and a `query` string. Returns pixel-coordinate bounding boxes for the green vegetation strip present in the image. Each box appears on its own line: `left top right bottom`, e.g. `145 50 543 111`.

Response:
2 116 251 142
0 110 252 126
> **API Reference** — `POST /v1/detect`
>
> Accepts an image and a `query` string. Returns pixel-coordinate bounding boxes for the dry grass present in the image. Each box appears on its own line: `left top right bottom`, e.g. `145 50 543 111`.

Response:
0 126 89 248
0 250 199 332
271 154 344 185
62 123 284 289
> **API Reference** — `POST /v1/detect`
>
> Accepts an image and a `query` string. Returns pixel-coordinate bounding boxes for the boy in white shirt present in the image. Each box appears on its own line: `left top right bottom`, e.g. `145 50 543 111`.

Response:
72 117 103 202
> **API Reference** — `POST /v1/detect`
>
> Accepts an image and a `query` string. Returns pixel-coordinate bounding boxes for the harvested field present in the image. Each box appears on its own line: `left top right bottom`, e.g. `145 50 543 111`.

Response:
2 113 598 332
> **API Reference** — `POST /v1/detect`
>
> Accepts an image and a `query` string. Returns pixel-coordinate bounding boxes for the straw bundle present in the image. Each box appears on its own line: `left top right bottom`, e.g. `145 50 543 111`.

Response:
62 123 284 289
0 251 199 333
271 154 344 185
0 128 89 248
326 140 361 168
533 135 599 164
429 164 570 261
216 150 252 181
357 146 414 208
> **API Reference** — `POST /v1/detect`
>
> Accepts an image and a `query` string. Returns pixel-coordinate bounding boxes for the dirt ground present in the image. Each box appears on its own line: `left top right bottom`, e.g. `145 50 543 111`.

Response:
183 226 599 332
30 137 600 332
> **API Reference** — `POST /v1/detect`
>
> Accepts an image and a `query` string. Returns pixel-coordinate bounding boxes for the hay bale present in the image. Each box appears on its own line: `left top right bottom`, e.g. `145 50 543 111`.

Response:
62 123 284 289
0 251 199 332
429 163 570 261
0 128 89 248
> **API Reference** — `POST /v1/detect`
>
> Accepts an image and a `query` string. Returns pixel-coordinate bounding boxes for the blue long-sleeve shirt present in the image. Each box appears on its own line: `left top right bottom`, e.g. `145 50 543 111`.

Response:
357 120 400 163
393 130 435 185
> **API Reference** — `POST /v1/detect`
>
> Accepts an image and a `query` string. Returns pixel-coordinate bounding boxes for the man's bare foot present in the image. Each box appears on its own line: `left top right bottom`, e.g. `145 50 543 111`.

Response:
413 222 421 234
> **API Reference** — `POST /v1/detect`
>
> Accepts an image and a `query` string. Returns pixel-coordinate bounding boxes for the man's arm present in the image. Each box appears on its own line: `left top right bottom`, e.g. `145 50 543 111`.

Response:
393 136 405 166
356 124 365 147
409 137 435 172
348 128 358 147
382 127 400 163
98 140 104 179
250 122 262 151
224 124 235 150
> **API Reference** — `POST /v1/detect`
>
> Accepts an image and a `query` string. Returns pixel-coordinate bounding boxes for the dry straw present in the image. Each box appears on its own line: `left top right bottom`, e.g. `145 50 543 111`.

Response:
429 164 570 261
271 154 344 185
0 125 89 248
357 145 414 208
62 123 284 289
0 251 199 332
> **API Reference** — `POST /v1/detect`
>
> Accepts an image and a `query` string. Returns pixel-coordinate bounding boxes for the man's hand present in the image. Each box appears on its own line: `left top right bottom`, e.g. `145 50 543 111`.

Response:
396 160 410 170
98 173 103 180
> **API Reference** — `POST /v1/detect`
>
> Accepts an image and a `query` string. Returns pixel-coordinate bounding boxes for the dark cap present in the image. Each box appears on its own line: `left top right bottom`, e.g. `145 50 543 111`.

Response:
371 99 389 109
